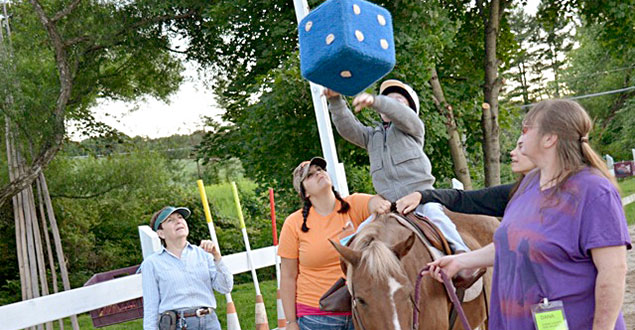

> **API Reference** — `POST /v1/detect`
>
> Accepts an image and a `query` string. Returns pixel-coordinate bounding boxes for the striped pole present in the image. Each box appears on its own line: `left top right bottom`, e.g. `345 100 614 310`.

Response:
197 180 242 330
231 182 269 330
270 188 286 330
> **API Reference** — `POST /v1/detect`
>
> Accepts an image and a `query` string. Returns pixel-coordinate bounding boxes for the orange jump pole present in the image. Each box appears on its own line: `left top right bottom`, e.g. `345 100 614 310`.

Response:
270 188 286 330
231 182 269 330
197 180 242 330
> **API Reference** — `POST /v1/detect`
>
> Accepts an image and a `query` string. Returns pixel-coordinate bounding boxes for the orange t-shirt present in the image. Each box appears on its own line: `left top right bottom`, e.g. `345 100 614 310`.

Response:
277 193 372 308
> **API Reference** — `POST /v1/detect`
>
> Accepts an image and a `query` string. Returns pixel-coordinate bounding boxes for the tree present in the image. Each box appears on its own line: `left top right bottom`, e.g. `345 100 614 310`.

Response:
435 0 519 186
0 0 219 206
562 24 634 160
388 0 473 189
505 8 540 105
479 0 511 187
532 0 575 98
196 0 493 200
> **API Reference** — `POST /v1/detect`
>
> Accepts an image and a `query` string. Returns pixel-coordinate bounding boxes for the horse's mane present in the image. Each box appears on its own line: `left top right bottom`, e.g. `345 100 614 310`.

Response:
350 215 406 281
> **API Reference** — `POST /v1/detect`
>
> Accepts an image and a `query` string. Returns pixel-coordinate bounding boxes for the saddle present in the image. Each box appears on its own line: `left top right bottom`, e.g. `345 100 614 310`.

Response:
401 212 486 290
403 212 452 256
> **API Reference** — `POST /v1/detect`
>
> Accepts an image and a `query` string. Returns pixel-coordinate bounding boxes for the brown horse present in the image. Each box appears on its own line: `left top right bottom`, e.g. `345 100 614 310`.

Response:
332 210 499 330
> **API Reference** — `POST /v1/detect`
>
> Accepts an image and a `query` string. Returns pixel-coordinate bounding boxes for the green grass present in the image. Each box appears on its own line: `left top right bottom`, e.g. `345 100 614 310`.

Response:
205 180 257 221
619 176 635 197
625 203 635 226
618 177 635 225
53 279 280 329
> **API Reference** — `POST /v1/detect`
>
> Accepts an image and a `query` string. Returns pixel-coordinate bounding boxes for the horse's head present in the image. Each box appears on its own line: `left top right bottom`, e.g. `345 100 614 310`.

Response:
331 214 419 330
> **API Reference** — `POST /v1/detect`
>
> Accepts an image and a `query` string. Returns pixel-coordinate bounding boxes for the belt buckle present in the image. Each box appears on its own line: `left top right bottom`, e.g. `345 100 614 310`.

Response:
195 308 208 317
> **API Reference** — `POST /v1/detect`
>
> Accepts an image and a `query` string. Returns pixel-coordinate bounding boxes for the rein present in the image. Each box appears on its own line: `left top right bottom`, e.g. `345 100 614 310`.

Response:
413 266 472 330
349 209 473 330
351 266 472 330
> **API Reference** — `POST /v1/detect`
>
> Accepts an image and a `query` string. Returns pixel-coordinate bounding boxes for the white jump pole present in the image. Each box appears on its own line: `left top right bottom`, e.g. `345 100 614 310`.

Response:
231 182 269 330
197 180 241 330
292 0 349 197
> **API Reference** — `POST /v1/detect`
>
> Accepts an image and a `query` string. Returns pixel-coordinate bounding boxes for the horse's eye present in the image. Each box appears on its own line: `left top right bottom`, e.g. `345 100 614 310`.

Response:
356 297 367 306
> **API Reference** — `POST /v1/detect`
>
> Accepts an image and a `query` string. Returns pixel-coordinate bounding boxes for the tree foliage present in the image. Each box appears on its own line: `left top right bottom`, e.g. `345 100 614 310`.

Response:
195 0 525 206
562 24 634 160
0 0 215 205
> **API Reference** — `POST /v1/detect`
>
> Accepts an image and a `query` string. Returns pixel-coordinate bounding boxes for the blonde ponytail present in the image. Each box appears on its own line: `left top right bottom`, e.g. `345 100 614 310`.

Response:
581 140 619 191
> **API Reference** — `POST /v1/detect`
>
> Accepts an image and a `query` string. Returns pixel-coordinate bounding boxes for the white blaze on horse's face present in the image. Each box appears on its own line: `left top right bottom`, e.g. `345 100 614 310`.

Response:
388 276 404 330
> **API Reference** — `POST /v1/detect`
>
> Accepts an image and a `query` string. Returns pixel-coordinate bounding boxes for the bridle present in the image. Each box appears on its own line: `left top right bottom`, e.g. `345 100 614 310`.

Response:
350 276 422 330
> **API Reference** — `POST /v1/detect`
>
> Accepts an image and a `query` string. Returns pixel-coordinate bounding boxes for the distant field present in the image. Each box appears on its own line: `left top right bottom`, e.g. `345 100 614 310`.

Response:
620 176 635 197
205 180 258 223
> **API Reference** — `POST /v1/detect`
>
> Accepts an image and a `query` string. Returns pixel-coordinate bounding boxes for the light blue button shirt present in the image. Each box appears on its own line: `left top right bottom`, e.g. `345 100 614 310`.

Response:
140 242 233 330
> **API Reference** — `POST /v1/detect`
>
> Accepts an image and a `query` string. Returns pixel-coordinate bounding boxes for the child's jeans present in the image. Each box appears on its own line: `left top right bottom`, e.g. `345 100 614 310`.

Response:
415 202 470 252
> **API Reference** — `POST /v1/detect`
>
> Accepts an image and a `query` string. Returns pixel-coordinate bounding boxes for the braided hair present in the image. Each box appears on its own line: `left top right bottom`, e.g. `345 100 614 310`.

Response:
300 186 350 233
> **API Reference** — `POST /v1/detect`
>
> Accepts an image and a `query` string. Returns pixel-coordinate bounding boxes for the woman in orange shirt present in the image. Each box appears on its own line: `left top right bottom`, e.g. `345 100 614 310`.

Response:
278 157 389 330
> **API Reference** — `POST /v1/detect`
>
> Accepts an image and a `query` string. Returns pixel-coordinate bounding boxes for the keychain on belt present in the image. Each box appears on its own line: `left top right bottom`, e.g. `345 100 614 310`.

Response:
531 297 569 330
178 311 188 330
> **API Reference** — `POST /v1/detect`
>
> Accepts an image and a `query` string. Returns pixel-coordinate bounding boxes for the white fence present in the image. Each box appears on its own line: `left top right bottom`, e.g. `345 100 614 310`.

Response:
0 226 279 330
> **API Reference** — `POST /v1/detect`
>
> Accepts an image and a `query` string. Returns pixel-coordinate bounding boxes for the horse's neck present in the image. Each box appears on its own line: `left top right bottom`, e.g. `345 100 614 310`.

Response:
404 240 450 328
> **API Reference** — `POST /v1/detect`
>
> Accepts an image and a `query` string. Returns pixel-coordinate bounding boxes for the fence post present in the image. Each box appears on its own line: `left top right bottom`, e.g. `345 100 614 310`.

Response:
605 154 615 176
138 226 161 259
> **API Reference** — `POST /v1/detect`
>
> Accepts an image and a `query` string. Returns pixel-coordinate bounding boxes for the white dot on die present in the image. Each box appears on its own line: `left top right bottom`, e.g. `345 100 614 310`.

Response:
305 21 313 32
355 30 364 42
340 70 352 78
377 14 386 26
380 39 389 49
326 34 335 45
353 4 361 15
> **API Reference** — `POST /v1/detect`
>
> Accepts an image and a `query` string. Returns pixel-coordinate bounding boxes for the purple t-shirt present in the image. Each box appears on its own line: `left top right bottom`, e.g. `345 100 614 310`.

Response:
490 168 631 330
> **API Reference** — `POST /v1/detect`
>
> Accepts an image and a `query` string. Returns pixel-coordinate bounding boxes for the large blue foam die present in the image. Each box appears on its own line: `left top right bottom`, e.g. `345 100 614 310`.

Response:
299 0 395 96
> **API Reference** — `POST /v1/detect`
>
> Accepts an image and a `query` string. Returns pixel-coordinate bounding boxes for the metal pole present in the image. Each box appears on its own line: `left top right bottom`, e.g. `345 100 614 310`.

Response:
292 0 349 197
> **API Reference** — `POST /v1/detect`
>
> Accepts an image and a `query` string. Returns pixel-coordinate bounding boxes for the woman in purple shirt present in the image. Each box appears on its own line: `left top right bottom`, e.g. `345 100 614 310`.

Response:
428 99 631 330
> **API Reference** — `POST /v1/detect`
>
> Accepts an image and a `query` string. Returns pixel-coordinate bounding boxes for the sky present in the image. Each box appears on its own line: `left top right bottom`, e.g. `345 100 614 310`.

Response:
73 62 222 141
81 0 541 140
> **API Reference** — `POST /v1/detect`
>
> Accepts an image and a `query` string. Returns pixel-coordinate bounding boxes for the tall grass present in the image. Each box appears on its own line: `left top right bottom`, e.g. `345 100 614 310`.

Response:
205 180 258 223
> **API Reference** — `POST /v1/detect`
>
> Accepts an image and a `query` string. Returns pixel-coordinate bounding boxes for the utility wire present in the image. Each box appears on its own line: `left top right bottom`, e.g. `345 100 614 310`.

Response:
519 85 635 109
561 65 635 82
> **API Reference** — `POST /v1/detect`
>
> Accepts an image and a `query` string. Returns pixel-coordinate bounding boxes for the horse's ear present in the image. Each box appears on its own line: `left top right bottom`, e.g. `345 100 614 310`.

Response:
329 239 360 267
391 233 415 260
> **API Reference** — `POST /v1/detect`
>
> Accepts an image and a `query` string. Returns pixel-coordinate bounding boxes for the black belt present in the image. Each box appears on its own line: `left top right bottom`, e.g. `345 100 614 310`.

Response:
177 307 213 319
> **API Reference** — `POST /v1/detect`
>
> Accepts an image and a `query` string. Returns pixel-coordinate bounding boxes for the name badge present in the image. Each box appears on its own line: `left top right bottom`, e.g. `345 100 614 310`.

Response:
531 298 569 330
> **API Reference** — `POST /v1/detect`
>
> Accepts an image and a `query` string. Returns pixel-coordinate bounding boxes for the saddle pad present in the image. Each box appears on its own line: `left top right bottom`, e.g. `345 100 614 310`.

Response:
389 214 483 302
404 213 452 256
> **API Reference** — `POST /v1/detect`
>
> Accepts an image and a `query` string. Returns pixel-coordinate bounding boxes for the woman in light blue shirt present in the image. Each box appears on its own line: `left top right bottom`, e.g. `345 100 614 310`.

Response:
141 206 233 330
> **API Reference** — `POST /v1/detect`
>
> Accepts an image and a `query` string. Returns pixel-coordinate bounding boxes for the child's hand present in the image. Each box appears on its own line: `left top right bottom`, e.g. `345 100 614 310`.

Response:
352 93 375 112
200 240 222 261
323 88 340 99
395 192 422 214
369 195 391 214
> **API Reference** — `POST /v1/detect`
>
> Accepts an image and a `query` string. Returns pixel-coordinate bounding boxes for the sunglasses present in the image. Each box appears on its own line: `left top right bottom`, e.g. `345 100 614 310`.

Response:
521 124 534 135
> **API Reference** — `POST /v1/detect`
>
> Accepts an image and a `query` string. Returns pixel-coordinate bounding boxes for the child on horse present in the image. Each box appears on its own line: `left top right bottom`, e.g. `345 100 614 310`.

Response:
324 80 481 286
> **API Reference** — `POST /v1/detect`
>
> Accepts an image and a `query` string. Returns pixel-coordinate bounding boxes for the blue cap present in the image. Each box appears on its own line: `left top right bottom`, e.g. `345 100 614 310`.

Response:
152 206 191 231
